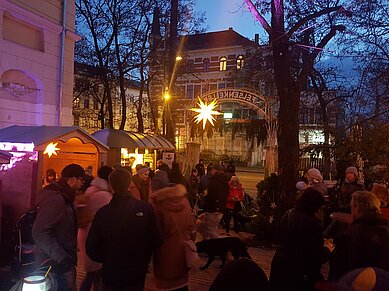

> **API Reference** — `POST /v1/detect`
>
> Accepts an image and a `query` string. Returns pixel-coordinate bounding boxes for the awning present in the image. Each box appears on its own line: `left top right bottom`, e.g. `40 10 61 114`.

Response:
92 129 175 151
0 125 108 152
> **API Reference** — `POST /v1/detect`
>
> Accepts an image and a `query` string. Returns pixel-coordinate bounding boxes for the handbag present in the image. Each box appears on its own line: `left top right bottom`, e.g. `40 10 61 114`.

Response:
183 239 200 268
172 216 200 269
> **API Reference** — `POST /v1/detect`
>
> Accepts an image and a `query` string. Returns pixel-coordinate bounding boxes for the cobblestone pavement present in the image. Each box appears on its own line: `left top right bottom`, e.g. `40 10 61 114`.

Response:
77 232 275 291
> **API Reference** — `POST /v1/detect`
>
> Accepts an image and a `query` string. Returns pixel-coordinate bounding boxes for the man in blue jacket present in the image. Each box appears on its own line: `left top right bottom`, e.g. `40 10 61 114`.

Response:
86 168 163 290
32 163 86 291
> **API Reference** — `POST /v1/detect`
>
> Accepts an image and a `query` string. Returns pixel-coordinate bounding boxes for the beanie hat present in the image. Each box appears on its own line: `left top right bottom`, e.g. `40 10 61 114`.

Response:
346 166 358 177
61 164 85 179
296 181 308 191
151 170 170 191
137 165 149 175
306 168 323 183
213 163 225 172
296 188 325 216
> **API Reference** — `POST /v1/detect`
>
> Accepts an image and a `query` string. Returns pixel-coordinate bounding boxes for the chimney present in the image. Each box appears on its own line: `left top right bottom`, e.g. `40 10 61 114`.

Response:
254 34 259 44
229 27 233 30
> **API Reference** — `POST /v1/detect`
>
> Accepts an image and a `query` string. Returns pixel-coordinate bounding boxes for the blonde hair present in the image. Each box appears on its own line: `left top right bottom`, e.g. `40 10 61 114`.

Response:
371 184 389 207
351 191 381 215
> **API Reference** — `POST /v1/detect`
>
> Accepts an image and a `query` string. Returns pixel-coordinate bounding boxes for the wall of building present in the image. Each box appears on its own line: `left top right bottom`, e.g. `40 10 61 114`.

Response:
0 0 78 128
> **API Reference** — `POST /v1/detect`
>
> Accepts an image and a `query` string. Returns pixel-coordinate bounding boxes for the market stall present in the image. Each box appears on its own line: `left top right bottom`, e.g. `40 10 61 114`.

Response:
93 129 175 171
0 125 108 220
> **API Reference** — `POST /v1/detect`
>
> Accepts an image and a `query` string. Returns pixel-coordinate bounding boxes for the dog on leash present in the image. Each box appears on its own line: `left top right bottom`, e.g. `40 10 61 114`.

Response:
196 237 251 270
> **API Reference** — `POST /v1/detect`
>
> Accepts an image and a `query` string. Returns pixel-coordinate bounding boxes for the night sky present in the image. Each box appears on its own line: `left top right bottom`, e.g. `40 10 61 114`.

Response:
194 0 268 41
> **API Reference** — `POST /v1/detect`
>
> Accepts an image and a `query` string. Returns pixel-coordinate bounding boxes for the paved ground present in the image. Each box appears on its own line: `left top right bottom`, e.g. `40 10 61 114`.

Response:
76 231 275 291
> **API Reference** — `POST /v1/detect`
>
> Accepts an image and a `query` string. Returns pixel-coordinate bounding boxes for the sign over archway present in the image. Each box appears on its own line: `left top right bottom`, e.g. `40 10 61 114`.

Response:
200 88 270 118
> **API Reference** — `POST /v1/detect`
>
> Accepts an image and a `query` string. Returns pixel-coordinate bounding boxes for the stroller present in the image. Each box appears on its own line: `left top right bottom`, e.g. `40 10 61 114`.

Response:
12 207 38 276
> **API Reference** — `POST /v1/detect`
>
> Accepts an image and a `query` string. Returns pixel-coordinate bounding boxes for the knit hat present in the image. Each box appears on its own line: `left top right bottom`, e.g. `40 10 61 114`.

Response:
137 165 149 175
296 181 308 191
306 168 323 183
61 164 85 179
151 169 170 191
346 166 358 177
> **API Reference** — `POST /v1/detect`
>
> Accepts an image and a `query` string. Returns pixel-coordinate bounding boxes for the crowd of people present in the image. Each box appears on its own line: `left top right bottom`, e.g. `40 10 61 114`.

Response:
30 159 389 291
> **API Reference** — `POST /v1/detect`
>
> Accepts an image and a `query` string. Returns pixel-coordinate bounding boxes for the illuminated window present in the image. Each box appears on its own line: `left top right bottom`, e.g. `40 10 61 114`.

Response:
237 55 244 69
219 57 227 71
203 58 210 72
73 98 80 109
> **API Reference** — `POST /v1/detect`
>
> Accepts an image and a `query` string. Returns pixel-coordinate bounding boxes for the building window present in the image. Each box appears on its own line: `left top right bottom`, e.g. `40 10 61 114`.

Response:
93 99 99 110
187 59 194 73
73 98 80 109
203 58 210 72
237 55 244 69
84 98 90 109
219 57 227 71
218 82 226 89
186 84 194 99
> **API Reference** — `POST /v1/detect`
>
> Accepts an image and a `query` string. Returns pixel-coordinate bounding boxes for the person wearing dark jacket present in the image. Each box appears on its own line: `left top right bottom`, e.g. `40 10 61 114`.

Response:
338 166 365 213
32 163 86 291
329 190 389 281
203 164 229 213
269 188 332 291
86 168 163 291
195 159 206 177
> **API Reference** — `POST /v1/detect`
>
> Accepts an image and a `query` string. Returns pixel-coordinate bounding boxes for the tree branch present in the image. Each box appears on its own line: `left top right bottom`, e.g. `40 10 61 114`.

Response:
244 0 272 35
287 6 343 38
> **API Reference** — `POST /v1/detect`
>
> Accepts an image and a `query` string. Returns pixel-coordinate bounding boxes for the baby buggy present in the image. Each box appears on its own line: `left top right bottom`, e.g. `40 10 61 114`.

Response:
12 207 37 276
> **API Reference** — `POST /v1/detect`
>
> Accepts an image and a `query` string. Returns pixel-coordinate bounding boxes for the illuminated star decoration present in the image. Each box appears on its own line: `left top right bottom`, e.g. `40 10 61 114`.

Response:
44 142 60 158
190 98 223 129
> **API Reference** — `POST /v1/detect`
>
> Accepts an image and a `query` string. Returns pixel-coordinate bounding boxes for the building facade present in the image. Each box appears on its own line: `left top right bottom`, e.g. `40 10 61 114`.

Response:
0 0 79 128
149 27 275 165
73 62 152 133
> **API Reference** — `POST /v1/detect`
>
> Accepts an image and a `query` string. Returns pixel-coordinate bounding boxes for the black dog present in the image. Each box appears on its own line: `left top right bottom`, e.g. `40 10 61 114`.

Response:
196 237 251 270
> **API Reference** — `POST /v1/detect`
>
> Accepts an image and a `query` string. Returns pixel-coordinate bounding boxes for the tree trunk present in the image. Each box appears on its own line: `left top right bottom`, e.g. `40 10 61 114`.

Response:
271 0 299 194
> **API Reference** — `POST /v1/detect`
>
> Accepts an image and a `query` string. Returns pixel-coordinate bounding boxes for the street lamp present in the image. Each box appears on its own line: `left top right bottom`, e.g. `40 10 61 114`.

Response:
164 91 170 101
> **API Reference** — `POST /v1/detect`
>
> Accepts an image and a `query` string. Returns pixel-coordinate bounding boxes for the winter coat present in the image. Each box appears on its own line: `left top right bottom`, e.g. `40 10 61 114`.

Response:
203 173 229 213
226 182 244 210
32 180 78 266
129 174 152 202
150 184 195 290
338 180 365 212
329 213 389 280
86 191 163 288
77 177 112 272
269 208 330 291
199 172 212 194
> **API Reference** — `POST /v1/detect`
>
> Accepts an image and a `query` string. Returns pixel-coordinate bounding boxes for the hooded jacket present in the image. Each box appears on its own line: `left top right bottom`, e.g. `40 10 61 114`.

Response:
150 184 195 290
32 180 78 266
77 177 112 272
226 182 244 210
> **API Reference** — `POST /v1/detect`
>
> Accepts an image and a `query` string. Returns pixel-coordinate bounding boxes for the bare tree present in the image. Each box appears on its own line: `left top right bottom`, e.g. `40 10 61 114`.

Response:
245 0 351 194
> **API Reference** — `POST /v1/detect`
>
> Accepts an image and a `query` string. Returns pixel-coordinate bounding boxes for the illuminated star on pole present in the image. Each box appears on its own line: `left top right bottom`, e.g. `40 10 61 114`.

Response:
44 142 60 158
190 98 223 129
